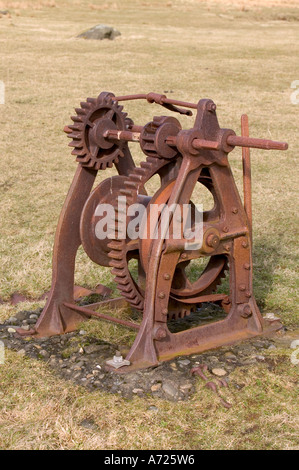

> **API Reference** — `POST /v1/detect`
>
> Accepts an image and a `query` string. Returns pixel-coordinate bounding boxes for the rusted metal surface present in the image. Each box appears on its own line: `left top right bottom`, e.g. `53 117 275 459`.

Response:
19 91 288 371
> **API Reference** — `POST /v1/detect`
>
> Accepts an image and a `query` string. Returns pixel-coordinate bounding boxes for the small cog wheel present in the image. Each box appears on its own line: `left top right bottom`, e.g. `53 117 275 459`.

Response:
65 92 128 170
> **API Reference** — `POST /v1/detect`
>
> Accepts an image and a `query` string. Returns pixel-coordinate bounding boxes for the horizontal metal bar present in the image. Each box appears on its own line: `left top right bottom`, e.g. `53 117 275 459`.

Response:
170 293 229 305
227 135 288 151
63 302 140 330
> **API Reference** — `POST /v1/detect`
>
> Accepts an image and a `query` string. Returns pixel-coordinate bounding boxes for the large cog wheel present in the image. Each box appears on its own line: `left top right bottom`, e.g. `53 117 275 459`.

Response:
107 155 228 319
65 92 128 170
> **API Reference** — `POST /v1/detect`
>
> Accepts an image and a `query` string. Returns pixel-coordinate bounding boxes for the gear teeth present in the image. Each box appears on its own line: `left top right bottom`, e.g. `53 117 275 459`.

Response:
75 107 87 115
124 180 139 190
115 276 131 285
71 148 85 156
107 241 123 251
68 123 84 131
122 290 138 300
109 259 126 269
108 250 124 260
71 115 83 123
68 93 127 169
119 188 134 197
67 132 82 140
118 284 134 294
80 101 92 109
107 154 170 312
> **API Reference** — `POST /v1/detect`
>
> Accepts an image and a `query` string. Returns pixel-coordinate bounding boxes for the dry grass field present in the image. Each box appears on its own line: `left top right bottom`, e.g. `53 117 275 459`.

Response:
0 0 298 450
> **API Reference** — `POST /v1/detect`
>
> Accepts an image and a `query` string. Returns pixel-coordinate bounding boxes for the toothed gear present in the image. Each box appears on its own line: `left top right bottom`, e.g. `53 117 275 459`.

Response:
107 154 171 311
140 115 181 159
107 154 228 320
65 92 128 170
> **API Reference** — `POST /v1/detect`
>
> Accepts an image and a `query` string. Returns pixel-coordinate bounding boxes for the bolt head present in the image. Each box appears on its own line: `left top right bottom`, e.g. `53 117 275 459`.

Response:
241 305 252 318
154 327 167 340
206 233 220 248
163 273 171 280
239 284 246 291
158 292 165 299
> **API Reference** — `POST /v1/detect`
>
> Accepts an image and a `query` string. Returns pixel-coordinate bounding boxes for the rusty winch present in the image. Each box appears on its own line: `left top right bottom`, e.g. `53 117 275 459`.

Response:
17 92 288 372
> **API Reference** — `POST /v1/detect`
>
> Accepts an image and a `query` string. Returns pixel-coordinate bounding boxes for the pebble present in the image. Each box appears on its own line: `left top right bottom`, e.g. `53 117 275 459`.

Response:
224 352 237 360
29 314 38 320
162 382 178 398
180 383 193 393
85 344 108 354
132 388 144 394
17 349 26 356
7 328 16 334
268 344 276 350
211 368 227 377
39 350 49 358
209 356 219 362
178 359 191 366
8 317 18 324
255 355 265 361
151 383 162 392
79 330 86 336
148 406 159 412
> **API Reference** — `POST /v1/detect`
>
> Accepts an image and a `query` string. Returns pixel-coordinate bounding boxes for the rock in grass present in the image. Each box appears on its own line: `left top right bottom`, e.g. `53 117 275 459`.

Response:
211 367 227 377
77 24 121 41
162 381 178 398
17 349 26 356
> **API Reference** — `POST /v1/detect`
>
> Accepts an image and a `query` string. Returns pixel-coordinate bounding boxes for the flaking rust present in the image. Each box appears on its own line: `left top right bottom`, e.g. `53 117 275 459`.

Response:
16 91 288 372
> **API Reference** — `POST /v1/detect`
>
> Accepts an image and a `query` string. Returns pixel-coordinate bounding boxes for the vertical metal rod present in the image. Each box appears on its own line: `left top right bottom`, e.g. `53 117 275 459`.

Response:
241 114 252 242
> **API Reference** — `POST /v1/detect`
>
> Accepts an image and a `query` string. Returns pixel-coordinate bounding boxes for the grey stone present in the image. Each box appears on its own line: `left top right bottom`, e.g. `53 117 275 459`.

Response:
39 349 49 359
255 355 265 361
148 406 159 412
29 314 38 320
7 328 16 334
178 359 191 366
84 344 107 354
132 388 144 394
162 381 178 398
7 316 18 324
77 24 121 41
17 349 26 356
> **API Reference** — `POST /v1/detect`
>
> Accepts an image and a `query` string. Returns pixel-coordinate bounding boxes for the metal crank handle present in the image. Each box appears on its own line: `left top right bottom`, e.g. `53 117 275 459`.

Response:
226 135 288 151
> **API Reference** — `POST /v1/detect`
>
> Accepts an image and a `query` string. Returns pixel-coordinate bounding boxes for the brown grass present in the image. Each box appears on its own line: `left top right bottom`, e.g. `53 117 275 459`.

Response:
0 0 298 450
